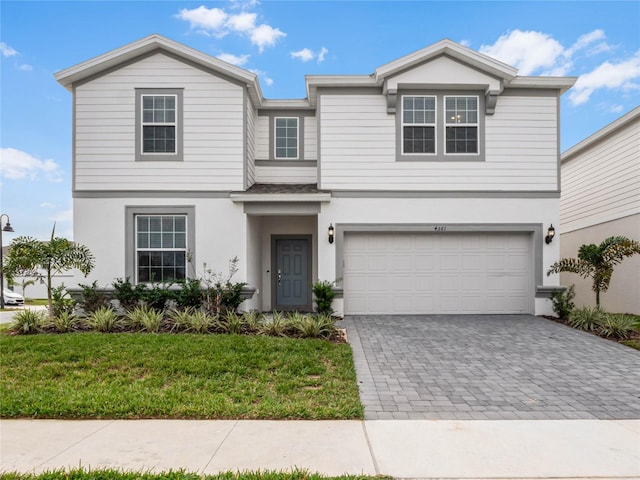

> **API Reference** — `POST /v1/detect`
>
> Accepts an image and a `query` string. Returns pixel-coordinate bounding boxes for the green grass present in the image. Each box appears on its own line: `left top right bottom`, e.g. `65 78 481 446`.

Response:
25 299 50 306
621 338 640 351
0 333 362 420
0 469 387 480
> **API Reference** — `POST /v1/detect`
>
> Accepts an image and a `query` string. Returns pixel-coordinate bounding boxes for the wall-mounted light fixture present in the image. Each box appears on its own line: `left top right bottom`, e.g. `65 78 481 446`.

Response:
328 224 335 244
545 224 556 244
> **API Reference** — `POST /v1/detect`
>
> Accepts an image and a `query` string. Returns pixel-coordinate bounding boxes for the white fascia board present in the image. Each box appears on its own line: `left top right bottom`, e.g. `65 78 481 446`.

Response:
230 193 332 203
561 105 640 162
508 76 577 94
374 39 518 83
261 99 313 109
54 33 263 104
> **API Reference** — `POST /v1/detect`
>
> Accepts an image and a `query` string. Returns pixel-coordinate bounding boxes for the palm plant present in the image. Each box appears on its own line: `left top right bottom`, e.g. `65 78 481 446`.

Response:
547 236 640 307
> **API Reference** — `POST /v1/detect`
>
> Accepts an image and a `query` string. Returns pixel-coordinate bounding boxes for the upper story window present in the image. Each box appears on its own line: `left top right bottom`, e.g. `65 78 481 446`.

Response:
445 96 478 154
142 95 176 154
397 92 484 162
274 117 299 159
402 96 436 154
135 88 183 162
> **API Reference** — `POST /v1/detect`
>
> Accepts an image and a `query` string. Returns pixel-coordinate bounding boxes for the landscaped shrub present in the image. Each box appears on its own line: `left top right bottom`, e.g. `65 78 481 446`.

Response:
83 306 121 332
313 280 336 315
9 309 47 334
550 285 575 319
201 258 247 314
175 278 204 309
180 310 215 334
125 305 164 333
242 310 263 333
51 284 75 318
112 277 146 309
140 282 177 310
568 306 604 332
78 281 110 314
597 313 637 339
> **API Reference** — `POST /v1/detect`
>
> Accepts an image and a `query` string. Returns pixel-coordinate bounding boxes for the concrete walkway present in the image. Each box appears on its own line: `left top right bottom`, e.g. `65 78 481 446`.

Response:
1 419 639 478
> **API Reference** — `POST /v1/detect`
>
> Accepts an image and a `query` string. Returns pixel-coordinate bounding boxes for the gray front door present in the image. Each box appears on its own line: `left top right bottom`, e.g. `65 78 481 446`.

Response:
274 238 310 311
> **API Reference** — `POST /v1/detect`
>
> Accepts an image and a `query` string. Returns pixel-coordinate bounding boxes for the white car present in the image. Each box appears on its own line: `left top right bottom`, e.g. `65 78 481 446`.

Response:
2 289 25 306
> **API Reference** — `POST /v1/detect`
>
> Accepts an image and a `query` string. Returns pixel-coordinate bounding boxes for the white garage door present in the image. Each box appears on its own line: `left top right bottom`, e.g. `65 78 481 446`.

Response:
344 232 532 314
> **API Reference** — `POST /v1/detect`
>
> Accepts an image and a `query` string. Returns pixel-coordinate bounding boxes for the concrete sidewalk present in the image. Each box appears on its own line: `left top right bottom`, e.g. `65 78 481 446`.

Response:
1 419 638 478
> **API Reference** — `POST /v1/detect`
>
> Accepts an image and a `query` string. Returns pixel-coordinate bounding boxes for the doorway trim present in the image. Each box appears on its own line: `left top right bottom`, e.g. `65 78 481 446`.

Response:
270 234 313 311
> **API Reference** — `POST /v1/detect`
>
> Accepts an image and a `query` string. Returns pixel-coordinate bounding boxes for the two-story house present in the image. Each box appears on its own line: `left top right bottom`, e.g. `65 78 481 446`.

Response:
55 34 575 316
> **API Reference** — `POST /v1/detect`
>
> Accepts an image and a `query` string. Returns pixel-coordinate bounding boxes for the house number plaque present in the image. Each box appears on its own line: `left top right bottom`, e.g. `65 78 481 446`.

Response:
434 226 447 231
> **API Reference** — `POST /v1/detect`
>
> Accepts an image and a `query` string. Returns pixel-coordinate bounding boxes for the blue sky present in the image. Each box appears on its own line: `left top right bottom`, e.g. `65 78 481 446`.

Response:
1 1 639 241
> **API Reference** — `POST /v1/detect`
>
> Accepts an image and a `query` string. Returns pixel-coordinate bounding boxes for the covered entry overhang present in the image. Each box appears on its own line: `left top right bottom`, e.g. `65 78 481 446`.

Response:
231 184 331 312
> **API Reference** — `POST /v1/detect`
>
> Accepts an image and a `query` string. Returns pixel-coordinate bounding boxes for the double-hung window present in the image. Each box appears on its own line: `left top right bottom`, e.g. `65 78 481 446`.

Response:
135 89 183 161
445 96 479 154
135 215 187 283
142 95 176 154
402 96 436 154
274 117 299 159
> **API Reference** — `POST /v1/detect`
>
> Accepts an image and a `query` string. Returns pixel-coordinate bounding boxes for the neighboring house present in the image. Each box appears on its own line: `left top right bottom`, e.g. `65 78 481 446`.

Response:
55 34 575 316
560 107 640 314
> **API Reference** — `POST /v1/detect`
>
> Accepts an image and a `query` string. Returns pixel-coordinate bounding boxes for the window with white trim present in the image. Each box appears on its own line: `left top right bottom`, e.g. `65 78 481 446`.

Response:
135 215 186 283
274 117 298 159
445 96 478 154
402 96 436 154
142 95 177 154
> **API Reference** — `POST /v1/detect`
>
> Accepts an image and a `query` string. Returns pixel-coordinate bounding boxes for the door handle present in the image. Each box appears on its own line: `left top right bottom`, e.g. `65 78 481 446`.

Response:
277 269 282 286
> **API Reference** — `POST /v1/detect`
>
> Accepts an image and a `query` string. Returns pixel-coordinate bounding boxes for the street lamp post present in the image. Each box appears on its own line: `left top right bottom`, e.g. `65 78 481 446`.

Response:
0 214 15 309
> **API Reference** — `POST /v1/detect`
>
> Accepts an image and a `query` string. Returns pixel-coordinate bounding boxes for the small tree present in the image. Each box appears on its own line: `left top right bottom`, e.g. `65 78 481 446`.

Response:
3 224 95 319
547 236 640 307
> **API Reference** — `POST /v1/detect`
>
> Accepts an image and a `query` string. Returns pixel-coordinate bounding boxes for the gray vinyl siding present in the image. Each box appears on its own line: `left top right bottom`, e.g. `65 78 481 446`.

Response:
560 117 640 232
74 52 244 191
255 166 317 183
246 94 256 187
304 116 317 160
319 93 559 191
255 116 269 159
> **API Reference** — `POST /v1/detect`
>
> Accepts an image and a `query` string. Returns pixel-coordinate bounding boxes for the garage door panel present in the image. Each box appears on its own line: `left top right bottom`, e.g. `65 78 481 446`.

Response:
344 232 532 314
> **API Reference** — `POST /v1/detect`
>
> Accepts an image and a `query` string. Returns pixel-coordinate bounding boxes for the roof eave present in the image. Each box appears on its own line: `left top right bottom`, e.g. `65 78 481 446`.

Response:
507 76 577 95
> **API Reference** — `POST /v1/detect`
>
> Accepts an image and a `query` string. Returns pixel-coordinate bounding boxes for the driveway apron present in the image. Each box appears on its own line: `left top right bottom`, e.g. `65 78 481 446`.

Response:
344 315 640 420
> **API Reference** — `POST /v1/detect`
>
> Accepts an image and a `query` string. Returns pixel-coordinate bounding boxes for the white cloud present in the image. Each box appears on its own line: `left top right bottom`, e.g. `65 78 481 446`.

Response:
40 202 57 209
569 51 640 105
480 29 616 77
217 52 250 66
480 30 564 75
226 12 256 32
249 69 273 86
290 48 314 62
176 6 285 51
1 42 18 57
0 148 62 182
177 6 228 35
18 63 32 71
290 46 329 63
250 24 285 52
318 47 328 63
459 39 471 48
604 103 625 114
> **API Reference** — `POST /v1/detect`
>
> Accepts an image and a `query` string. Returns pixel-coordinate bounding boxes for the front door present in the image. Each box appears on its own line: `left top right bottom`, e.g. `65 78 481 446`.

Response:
273 237 311 311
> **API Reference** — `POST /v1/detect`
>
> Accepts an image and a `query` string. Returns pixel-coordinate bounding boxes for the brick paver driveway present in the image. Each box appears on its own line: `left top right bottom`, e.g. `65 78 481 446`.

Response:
345 315 640 420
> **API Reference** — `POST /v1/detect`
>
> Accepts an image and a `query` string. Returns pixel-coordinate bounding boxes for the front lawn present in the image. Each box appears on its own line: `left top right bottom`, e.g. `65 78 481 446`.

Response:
0 333 362 419
0 469 385 480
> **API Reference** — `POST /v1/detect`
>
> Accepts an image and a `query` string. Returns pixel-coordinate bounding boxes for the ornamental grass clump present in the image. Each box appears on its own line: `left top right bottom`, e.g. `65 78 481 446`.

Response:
83 306 121 332
183 310 215 334
126 305 164 333
294 313 337 340
568 306 604 332
9 309 48 334
260 311 290 337
597 313 637 339
51 311 77 333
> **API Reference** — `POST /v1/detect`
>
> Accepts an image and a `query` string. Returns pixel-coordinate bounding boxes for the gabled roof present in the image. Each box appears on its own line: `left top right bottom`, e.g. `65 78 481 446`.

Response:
562 105 640 162
54 34 264 105
373 39 518 84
